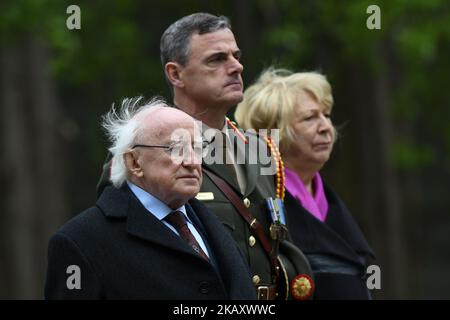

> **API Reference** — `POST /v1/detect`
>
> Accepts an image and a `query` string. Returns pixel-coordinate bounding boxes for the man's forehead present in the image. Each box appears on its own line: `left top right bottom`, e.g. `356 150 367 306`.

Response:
139 108 194 134
154 119 201 140
190 29 239 53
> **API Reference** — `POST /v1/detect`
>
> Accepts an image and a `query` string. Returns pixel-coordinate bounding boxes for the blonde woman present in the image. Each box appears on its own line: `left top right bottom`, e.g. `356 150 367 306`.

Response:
235 68 375 299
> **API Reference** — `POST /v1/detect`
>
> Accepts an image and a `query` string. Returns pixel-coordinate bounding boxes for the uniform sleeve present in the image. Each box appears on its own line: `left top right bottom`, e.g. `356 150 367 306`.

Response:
44 232 102 299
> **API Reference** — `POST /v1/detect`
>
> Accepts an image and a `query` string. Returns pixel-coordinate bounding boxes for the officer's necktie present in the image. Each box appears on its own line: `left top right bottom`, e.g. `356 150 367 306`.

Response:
222 133 246 194
221 132 240 188
165 211 209 262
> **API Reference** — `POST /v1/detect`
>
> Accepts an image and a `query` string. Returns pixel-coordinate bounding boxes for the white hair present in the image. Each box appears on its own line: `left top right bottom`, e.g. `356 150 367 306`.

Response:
101 96 168 187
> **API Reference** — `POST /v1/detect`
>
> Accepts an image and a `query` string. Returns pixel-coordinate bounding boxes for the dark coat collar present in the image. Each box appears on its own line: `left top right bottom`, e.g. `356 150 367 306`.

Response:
284 182 375 266
96 185 205 261
95 184 255 299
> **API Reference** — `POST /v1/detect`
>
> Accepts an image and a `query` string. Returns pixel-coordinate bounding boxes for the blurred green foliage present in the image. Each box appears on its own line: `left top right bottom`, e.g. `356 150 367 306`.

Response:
0 0 448 196
2 1 448 168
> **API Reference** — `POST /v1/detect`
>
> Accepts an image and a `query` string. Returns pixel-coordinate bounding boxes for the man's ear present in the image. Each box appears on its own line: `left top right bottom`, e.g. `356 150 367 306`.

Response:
165 62 185 88
124 151 143 178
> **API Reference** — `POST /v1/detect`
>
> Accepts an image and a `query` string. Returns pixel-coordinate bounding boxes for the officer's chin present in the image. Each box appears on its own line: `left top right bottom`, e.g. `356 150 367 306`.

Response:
224 91 244 105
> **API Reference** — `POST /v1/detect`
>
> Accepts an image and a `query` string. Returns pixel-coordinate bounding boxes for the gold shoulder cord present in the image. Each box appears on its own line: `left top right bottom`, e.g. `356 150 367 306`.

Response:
225 117 284 199
225 117 248 144
264 136 285 201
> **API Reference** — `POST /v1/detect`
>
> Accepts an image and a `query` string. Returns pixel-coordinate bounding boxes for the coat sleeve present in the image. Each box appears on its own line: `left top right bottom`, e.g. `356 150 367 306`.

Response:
44 232 102 299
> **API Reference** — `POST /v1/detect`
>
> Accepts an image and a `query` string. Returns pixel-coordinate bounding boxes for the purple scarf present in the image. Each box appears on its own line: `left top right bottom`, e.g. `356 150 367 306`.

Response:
284 168 329 222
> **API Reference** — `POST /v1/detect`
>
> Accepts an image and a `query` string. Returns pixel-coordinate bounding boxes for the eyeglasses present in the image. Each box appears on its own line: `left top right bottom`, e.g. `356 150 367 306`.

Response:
131 138 214 164
132 144 178 151
132 136 215 152
132 140 212 152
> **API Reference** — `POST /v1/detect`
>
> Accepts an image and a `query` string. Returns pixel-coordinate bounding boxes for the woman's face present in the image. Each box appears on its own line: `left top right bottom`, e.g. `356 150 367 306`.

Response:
285 90 335 170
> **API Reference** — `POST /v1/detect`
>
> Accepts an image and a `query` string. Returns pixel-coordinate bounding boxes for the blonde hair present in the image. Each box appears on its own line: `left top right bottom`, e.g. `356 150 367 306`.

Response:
235 68 334 150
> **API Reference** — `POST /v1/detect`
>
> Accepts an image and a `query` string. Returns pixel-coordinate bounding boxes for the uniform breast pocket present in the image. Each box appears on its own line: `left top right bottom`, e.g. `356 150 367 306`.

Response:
200 200 236 232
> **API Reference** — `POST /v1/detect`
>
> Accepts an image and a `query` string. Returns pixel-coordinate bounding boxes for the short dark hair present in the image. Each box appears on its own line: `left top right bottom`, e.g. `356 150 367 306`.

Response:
160 12 231 68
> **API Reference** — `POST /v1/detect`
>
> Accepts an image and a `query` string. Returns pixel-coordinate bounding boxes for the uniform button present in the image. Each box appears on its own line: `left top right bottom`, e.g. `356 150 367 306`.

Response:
199 281 210 294
252 275 261 285
249 236 256 247
243 198 251 208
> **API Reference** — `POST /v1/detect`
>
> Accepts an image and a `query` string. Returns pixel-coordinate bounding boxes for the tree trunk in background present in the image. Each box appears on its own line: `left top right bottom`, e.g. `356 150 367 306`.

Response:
0 36 68 299
232 0 264 81
1 44 38 299
345 63 385 297
373 40 407 299
28 36 69 298
342 39 408 298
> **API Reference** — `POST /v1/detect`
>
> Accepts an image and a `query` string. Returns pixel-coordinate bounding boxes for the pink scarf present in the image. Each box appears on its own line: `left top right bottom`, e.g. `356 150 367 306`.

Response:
284 168 329 222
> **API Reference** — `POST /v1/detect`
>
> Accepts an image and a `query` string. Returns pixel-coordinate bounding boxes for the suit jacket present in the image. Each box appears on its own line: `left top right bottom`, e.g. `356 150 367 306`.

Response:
284 183 375 300
45 184 256 300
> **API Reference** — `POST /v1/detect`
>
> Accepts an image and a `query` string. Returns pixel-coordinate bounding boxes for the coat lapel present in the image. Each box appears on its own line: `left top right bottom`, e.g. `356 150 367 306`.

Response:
188 198 250 299
96 185 203 260
285 188 374 266
323 184 375 259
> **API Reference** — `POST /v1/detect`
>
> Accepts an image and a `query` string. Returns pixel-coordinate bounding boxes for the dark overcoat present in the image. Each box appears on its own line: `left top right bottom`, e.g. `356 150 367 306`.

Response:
45 185 256 299
284 183 375 300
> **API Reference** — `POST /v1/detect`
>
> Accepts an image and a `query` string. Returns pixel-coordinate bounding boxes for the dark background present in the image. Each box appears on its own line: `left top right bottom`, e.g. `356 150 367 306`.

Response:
1 0 449 299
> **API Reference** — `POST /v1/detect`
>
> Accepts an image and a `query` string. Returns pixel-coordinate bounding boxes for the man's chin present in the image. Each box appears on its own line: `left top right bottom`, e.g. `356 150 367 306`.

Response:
223 93 244 106
178 185 201 198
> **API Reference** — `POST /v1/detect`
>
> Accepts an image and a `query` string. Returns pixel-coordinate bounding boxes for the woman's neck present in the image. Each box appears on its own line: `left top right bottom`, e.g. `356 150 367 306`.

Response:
284 159 317 196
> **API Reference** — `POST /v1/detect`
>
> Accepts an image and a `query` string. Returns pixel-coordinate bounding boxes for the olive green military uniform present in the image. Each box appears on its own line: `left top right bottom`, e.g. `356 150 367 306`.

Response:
198 124 276 288
198 121 313 299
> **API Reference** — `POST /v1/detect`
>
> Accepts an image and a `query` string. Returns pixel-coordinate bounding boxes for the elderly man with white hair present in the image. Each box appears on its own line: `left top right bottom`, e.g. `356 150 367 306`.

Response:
45 97 256 299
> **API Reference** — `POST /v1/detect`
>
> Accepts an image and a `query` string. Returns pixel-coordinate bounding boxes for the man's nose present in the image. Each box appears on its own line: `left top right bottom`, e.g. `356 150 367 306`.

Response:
182 146 202 166
228 56 243 74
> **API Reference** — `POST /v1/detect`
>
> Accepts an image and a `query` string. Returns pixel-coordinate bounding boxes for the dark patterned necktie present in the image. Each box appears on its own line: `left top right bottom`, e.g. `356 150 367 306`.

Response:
165 211 209 261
